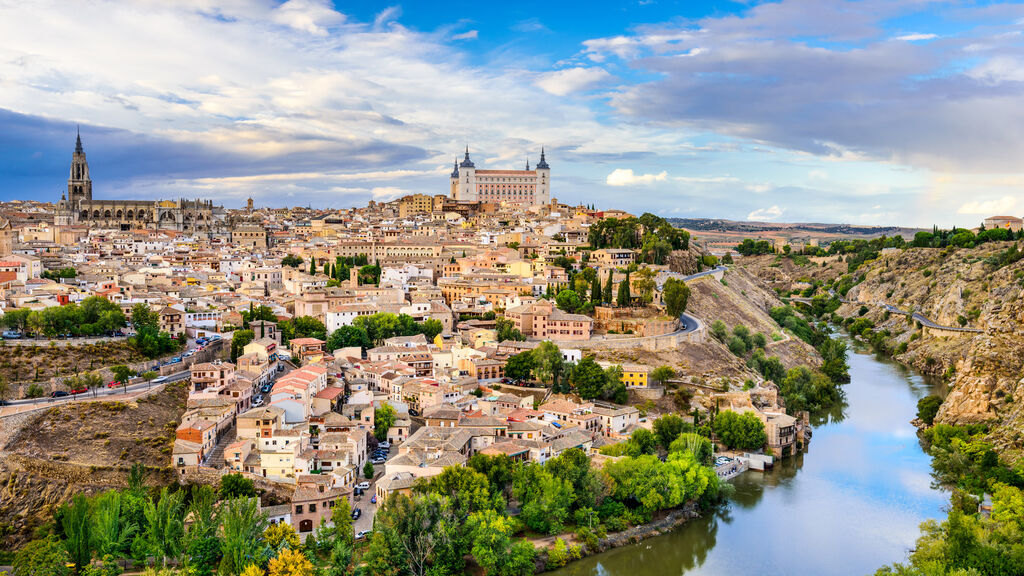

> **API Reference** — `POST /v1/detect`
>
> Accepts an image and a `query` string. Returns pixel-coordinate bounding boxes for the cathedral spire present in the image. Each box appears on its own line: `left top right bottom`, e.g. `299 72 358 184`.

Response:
75 125 83 154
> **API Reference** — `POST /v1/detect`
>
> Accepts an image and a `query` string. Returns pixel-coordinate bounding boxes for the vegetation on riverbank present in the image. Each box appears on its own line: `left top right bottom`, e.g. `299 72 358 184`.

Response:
7 445 722 576
875 423 1024 575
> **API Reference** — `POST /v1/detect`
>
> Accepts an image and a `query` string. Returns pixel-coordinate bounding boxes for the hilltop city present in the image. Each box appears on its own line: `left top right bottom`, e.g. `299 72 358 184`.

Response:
2 133 1024 576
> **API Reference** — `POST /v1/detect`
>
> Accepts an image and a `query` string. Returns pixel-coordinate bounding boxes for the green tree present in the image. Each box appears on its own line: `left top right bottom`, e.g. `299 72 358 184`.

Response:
652 413 690 449
219 473 256 500
111 365 133 392
651 366 675 386
616 272 631 307
603 270 613 304
130 303 160 332
141 487 186 567
374 403 396 441
554 290 583 313
503 352 535 382
92 490 138 560
713 410 767 451
325 325 371 353
59 494 93 571
669 433 714 466
281 254 303 268
364 461 374 479
515 467 572 535
710 320 729 342
590 275 601 304
218 497 268 576
662 278 691 317
466 510 536 576
495 318 525 342
917 395 943 426
230 330 255 362
530 341 564 386
371 493 455 576
12 537 71 576
569 357 607 400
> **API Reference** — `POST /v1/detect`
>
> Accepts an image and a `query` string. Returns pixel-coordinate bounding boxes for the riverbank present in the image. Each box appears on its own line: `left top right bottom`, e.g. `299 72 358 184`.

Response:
535 503 702 573
547 334 946 576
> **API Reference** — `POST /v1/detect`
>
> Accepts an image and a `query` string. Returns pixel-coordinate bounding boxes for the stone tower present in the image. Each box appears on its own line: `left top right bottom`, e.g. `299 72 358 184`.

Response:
67 128 92 206
535 147 550 205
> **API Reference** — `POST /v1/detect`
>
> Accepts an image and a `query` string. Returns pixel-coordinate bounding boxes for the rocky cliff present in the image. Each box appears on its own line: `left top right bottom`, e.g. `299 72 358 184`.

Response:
769 243 1024 463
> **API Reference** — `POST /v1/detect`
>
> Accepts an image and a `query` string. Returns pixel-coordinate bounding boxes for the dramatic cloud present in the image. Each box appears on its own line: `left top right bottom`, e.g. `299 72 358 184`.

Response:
590 0 1024 173
606 168 667 186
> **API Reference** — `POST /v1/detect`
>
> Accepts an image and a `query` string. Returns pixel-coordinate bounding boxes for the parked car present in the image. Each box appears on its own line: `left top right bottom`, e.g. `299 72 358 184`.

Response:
2 330 22 339
51 390 68 398
351 508 362 520
355 481 370 490
355 530 372 540
378 441 391 449
107 381 121 388
70 387 88 395
409 409 419 417
253 394 264 405
370 495 377 504
371 458 385 465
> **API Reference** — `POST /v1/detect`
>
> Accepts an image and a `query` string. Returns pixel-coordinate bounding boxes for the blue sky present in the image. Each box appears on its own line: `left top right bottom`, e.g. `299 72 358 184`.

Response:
2 0 1024 227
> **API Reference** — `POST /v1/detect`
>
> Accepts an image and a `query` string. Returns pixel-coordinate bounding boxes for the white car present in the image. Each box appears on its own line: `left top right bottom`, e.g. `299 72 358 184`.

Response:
355 481 370 490
355 530 372 540
151 376 168 384
378 441 391 449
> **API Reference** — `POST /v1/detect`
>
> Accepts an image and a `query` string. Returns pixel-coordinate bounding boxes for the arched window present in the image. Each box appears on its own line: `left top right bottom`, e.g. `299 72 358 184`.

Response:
104 210 112 218
93 210 101 218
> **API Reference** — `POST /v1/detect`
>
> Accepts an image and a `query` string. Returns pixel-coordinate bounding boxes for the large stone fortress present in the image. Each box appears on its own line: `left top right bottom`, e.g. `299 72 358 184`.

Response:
56 131 227 234
449 147 550 206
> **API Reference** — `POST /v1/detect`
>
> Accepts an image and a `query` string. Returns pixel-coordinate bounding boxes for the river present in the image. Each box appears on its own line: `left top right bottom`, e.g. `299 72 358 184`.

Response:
550 338 947 576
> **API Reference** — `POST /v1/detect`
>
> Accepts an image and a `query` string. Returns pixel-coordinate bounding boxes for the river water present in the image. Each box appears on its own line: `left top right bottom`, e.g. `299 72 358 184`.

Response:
550 338 947 576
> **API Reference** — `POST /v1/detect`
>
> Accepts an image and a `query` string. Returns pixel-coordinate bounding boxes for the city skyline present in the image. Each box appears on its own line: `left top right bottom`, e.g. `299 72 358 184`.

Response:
3 0 1024 227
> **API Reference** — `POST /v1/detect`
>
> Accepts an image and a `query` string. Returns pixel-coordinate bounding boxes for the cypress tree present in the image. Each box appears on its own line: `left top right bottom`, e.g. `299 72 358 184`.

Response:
616 272 631 307
590 275 601 303
309 258 316 276
323 262 330 276
330 263 336 279
603 270 613 304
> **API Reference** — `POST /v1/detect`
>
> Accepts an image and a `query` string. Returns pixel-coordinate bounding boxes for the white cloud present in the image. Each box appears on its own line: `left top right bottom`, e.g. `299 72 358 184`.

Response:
535 67 611 96
452 30 478 41
606 168 668 186
371 186 407 201
745 183 773 193
957 196 1018 215
272 0 344 36
893 33 937 42
747 205 784 221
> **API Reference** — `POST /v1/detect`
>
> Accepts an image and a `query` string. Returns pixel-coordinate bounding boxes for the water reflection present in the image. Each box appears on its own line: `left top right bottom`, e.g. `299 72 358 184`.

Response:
549 335 947 576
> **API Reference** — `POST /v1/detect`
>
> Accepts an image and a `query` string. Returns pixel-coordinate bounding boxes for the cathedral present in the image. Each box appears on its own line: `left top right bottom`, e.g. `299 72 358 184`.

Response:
56 131 227 234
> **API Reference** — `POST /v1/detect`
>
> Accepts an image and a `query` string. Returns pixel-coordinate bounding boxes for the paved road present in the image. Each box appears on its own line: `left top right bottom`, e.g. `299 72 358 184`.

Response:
4 369 191 406
682 265 728 282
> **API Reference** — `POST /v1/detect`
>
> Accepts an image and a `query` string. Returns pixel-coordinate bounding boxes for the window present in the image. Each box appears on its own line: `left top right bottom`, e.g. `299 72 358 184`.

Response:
295 505 304 514
309 503 317 513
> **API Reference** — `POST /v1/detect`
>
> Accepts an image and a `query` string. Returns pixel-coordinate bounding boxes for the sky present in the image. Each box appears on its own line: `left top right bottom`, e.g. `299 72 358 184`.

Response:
2 0 1024 227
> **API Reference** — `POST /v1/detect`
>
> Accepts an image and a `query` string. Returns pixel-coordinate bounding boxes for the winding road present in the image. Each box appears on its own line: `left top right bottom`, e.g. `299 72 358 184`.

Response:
3 369 192 407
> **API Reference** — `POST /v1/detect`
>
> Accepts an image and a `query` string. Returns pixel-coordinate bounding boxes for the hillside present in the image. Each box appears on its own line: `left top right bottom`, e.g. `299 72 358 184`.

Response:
0 382 188 549
594 266 820 385
743 242 1024 464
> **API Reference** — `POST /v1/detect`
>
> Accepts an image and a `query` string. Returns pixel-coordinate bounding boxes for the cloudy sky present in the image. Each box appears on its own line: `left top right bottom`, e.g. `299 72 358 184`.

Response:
2 0 1024 227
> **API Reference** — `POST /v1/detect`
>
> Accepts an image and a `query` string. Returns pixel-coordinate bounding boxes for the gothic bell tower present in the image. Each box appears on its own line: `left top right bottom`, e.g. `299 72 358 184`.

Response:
67 127 92 206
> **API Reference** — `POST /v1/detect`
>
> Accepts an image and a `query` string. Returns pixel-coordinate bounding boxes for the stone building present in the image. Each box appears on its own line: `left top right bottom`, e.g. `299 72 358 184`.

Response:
55 131 227 234
450 148 550 206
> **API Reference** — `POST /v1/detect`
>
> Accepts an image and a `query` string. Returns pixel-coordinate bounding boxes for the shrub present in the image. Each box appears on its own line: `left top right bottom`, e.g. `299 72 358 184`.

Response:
917 395 942 426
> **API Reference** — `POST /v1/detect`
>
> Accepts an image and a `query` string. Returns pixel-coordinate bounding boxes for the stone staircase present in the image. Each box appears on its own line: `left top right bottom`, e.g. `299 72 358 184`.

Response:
204 423 236 468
